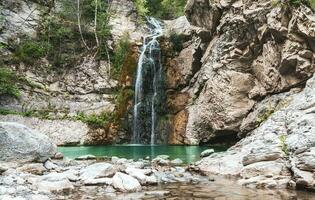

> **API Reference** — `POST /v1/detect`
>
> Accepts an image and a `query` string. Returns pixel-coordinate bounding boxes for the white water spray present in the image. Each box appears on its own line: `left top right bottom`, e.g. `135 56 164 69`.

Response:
132 17 163 144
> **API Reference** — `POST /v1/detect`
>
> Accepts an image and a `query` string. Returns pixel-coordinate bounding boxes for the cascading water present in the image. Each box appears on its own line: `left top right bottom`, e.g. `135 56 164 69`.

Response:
132 17 164 144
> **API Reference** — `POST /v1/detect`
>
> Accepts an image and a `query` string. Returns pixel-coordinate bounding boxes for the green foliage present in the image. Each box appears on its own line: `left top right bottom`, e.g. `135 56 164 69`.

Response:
135 0 149 17
13 0 112 69
289 0 314 7
75 112 112 128
112 34 131 78
279 135 289 156
256 105 275 127
0 108 19 115
0 68 20 98
146 0 187 19
14 40 49 65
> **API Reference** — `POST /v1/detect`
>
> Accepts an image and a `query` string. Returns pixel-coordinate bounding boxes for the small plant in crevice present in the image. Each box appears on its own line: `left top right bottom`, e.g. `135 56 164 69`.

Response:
279 135 289 156
256 104 275 127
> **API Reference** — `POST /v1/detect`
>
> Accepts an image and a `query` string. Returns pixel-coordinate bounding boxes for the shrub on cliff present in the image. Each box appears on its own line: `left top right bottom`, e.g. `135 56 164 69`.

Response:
0 67 20 98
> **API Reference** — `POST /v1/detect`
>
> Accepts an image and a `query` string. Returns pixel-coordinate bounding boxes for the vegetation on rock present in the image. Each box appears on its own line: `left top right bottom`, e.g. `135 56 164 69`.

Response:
75 112 113 128
11 0 112 70
136 0 187 19
112 34 131 79
0 68 20 98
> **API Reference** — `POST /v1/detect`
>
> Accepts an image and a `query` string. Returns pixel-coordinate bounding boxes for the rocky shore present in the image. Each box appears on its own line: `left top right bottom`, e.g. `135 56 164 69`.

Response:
0 156 206 200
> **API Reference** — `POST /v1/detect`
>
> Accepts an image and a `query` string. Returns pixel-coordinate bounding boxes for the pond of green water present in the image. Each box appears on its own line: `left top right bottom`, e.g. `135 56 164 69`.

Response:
58 145 227 163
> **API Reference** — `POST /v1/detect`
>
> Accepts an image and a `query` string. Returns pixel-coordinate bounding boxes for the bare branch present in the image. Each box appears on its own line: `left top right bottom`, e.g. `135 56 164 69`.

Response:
77 0 90 50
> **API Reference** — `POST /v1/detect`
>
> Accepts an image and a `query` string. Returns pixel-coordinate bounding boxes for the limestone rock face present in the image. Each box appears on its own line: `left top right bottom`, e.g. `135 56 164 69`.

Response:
109 0 145 43
0 122 57 162
0 0 44 44
166 0 315 144
196 75 315 189
0 115 89 146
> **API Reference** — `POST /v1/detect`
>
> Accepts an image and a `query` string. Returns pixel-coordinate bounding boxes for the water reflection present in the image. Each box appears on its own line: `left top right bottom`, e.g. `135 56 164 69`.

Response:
58 145 226 163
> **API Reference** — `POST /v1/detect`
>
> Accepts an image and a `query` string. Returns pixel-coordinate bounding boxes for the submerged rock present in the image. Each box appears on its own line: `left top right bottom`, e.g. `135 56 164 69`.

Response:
0 122 57 162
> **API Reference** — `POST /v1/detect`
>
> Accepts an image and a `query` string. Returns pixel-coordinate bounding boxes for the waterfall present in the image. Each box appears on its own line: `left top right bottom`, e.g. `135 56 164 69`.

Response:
132 17 163 144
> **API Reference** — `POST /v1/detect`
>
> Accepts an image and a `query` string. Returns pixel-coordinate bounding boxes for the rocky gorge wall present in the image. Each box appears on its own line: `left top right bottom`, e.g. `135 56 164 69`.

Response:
164 0 315 145
159 0 315 191
0 0 314 149
0 0 144 145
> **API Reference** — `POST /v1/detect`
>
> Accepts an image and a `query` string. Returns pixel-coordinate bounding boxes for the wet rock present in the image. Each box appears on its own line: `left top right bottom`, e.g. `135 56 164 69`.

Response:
34 172 74 193
156 155 170 160
112 172 141 192
0 122 57 162
170 158 184 166
75 155 97 161
80 163 115 181
125 167 148 184
53 152 64 160
44 160 60 170
152 158 170 166
200 149 215 158
144 190 170 198
83 178 112 186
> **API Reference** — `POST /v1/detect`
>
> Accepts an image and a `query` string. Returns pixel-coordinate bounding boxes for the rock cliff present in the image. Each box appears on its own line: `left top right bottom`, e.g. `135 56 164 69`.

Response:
165 0 315 145
163 0 315 191
0 0 144 145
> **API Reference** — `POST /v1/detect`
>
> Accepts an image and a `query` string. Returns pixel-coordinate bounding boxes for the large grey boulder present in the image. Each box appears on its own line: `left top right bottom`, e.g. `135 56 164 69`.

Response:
80 163 116 181
0 122 57 162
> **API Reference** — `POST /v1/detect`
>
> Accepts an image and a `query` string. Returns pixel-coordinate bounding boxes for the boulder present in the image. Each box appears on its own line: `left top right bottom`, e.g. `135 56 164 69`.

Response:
0 122 57 162
83 177 113 186
33 172 75 193
200 149 215 158
112 172 141 192
75 155 97 160
170 158 184 166
80 163 115 181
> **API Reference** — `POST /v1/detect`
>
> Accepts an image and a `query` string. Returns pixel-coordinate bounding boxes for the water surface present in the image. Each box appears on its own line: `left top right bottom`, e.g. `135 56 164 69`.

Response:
58 145 226 163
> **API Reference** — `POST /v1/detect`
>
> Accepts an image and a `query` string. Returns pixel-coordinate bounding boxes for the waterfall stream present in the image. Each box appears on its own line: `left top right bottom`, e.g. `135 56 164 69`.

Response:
132 17 163 144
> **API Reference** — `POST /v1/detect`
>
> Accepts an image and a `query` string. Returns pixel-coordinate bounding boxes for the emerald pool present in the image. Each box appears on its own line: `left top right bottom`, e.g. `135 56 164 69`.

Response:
58 145 227 163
